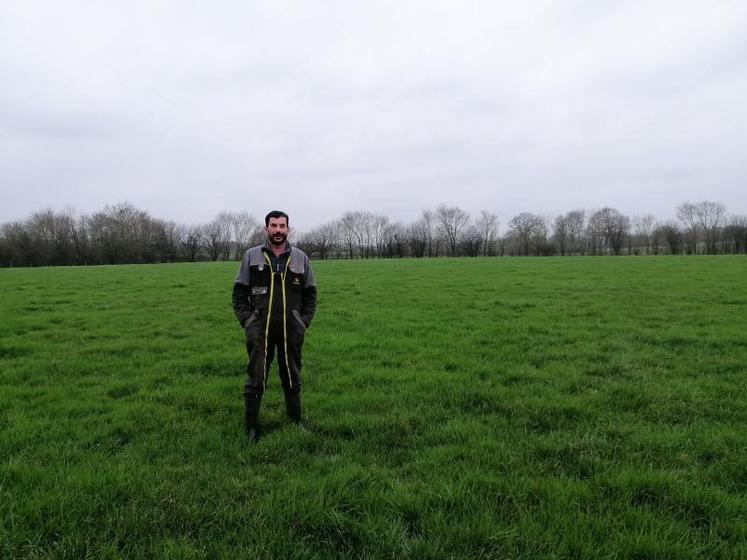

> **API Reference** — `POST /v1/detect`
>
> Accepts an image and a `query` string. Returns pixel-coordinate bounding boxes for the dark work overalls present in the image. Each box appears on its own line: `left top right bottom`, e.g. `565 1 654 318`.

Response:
232 243 316 440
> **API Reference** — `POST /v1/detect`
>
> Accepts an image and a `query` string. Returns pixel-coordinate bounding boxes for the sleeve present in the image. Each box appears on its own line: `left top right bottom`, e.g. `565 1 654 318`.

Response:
232 252 253 326
234 253 251 285
300 255 317 327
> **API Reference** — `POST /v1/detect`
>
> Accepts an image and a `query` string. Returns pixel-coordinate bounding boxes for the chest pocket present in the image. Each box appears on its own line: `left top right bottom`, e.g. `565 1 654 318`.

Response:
288 272 304 291
248 265 271 309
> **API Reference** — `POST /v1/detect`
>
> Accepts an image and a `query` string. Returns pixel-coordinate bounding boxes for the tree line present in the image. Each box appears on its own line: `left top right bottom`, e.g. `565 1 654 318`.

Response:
1 200 745 267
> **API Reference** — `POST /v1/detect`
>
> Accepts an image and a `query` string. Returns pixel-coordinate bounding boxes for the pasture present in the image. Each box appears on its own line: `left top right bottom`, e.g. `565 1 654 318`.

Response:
1 257 745 559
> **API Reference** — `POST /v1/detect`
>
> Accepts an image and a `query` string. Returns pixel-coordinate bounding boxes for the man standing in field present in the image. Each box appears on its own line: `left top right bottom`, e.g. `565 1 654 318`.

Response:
232 210 317 442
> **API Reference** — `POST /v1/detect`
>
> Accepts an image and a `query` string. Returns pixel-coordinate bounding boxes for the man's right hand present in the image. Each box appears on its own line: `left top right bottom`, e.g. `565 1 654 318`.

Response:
244 311 261 330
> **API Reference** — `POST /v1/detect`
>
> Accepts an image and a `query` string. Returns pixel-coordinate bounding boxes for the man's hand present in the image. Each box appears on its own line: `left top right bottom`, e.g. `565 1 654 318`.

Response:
292 309 308 330
244 312 259 330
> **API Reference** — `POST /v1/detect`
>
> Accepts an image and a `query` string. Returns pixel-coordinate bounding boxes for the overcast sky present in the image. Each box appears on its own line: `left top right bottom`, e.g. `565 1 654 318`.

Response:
2 1 746 231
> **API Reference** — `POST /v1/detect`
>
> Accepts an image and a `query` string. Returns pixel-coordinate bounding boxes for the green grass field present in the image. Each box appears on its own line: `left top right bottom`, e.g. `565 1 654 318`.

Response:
1 257 746 559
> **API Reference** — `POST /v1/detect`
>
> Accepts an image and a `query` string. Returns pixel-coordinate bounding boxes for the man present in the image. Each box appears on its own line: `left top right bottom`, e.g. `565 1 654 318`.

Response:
232 210 317 442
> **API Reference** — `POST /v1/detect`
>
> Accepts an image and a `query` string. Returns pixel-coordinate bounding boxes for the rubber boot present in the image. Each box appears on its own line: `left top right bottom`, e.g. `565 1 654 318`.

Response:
284 391 302 425
244 394 261 443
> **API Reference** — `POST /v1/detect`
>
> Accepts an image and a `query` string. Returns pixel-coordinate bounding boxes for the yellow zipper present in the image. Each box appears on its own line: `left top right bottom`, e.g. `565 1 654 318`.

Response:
262 251 293 390
262 253 274 392
282 253 292 389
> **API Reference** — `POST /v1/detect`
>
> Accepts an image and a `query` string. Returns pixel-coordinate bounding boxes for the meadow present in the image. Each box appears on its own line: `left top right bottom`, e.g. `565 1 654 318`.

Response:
0 256 745 559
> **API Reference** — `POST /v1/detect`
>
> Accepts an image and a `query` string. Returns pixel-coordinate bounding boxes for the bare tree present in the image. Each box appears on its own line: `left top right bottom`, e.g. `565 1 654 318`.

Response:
587 207 630 255
155 220 185 262
302 221 339 259
508 213 534 256
10 207 91 266
202 215 231 261
406 210 443 258
460 224 483 257
676 200 727 254
383 222 408 258
336 211 362 258
51 210 78 265
507 212 547 256
551 211 587 256
695 201 726 254
436 204 470 256
0 232 8 266
632 214 657 255
182 226 203 261
535 216 551 255
655 221 683 255
553 214 571 256
606 208 630 255
224 211 259 259
87 202 161 264
335 210 389 258
2 221 35 266
676 202 700 254
586 211 603 255
422 209 439 257
25 210 56 265
370 214 390 258
357 211 374 258
213 212 235 260
408 217 429 258
475 210 499 256
722 215 747 254
61 208 92 265
552 214 568 257
496 235 506 257
562 210 586 255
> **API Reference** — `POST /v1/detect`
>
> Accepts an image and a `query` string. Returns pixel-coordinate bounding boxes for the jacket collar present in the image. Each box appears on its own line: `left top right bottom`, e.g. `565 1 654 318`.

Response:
262 240 291 256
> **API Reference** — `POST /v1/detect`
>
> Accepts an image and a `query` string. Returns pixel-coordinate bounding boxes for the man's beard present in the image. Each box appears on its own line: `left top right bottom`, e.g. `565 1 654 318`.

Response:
269 232 287 246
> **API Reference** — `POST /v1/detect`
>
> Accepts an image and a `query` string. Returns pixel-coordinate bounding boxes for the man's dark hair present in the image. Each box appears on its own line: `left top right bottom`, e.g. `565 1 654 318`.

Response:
265 210 289 227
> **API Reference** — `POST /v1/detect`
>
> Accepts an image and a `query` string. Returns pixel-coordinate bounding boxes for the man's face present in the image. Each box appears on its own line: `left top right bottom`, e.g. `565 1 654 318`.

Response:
266 217 289 246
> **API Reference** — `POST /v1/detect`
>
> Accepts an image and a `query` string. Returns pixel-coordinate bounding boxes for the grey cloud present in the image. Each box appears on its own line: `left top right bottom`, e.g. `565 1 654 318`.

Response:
1 1 746 230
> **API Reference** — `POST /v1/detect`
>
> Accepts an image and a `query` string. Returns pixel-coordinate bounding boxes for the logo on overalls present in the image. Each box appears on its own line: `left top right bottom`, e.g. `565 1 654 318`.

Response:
292 277 301 286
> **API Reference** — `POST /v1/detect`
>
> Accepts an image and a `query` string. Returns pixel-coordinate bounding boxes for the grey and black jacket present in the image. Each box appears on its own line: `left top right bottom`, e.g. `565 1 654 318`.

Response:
232 242 317 331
